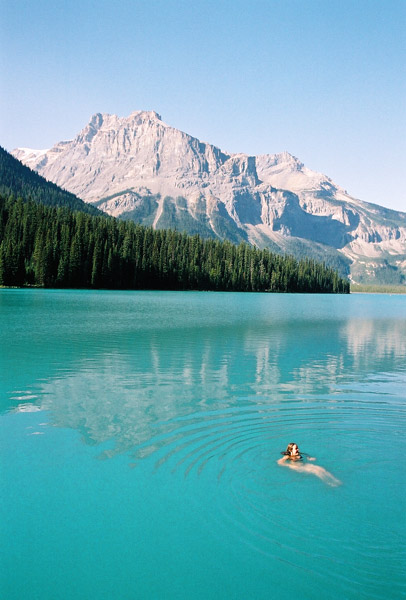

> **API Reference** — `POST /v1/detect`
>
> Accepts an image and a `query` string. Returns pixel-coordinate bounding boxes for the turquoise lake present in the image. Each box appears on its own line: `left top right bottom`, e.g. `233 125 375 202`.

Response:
1 289 405 600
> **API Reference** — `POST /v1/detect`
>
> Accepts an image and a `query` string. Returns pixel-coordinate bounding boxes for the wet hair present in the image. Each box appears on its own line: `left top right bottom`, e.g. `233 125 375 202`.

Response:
281 442 302 457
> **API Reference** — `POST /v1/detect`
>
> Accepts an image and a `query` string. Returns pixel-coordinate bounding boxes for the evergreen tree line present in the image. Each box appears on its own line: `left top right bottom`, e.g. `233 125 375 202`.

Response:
0 195 350 293
0 146 102 216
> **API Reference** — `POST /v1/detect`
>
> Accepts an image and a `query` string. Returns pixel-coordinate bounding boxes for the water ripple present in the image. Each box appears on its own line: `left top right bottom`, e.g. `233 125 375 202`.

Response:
130 398 405 598
134 399 403 478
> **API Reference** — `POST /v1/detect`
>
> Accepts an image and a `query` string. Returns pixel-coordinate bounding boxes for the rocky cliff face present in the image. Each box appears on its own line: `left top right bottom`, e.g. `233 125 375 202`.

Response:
13 111 406 284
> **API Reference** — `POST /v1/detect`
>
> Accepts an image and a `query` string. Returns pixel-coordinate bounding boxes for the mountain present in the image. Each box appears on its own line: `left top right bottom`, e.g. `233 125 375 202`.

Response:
13 111 406 284
0 146 103 216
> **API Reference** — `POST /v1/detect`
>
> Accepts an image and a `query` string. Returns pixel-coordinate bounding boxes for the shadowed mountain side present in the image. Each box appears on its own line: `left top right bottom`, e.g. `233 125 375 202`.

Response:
95 192 161 227
99 189 352 275
270 191 358 248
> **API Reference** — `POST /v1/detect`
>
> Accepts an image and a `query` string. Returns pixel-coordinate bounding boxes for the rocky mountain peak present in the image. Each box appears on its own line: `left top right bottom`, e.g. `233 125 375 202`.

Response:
128 109 163 122
89 112 104 128
77 110 165 145
11 110 406 285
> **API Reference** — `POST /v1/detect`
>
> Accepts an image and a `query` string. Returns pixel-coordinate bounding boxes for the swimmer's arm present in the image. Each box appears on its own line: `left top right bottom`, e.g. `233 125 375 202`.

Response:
300 452 316 461
277 456 289 465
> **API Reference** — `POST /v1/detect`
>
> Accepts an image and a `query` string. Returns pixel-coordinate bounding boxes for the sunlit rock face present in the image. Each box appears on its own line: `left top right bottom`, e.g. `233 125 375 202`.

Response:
13 111 406 284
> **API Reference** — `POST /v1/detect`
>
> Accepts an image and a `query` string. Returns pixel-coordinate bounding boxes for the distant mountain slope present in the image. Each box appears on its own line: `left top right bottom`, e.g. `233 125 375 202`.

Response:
13 112 406 284
0 146 103 216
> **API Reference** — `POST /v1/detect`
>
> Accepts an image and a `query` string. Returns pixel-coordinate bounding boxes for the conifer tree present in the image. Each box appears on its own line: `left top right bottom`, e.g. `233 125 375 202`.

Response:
0 194 350 294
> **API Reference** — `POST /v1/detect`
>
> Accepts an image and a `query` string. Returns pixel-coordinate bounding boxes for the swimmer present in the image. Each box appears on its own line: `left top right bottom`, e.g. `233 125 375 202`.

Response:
277 442 341 487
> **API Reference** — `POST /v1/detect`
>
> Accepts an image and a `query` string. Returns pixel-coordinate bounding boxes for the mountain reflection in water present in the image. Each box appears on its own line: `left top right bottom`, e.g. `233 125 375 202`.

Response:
9 307 406 461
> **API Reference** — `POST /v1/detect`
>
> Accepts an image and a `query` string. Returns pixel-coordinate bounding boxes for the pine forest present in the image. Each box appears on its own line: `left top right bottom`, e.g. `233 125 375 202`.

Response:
0 194 349 293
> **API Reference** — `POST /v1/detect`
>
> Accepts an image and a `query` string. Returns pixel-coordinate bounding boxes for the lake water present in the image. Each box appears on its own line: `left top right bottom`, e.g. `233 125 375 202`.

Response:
1 289 405 600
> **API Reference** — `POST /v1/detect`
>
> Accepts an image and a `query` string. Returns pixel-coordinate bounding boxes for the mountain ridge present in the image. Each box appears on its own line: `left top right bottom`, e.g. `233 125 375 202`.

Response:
13 111 406 284
0 146 104 216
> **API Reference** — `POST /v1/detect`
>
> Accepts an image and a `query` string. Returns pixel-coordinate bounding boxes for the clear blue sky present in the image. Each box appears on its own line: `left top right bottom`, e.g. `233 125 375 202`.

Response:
1 0 405 211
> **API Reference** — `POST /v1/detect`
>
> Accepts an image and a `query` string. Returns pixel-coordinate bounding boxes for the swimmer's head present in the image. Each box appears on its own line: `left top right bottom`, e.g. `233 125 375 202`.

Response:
285 442 300 456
